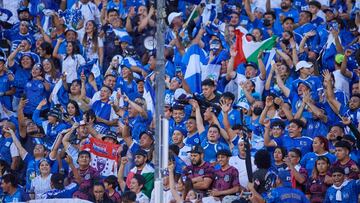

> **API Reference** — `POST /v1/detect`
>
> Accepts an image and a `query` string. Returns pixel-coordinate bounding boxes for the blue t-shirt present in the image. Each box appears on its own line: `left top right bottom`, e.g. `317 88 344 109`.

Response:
300 152 336 174
324 180 360 203
41 182 79 199
274 135 313 155
201 141 229 163
24 80 48 115
265 186 309 203
184 132 200 147
0 72 13 110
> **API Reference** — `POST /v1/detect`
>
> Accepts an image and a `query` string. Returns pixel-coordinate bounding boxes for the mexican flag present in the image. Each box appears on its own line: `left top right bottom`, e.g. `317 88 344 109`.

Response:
234 29 277 69
126 164 154 198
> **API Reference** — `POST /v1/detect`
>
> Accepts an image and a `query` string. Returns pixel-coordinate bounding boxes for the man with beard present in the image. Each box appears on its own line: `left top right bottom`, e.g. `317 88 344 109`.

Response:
183 145 214 197
125 149 154 199
208 149 240 201
266 0 300 23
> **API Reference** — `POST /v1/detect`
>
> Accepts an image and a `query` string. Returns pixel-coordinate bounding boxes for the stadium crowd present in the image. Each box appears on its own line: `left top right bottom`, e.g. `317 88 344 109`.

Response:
2 0 360 202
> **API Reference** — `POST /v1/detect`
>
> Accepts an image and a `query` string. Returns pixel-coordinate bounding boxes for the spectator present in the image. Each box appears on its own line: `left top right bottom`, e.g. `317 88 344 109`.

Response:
209 149 240 201
183 145 214 197
306 156 331 203
324 167 360 203
0 173 28 202
89 182 113 203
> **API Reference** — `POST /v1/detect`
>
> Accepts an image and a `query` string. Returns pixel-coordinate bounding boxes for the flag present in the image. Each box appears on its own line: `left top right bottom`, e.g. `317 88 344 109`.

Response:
204 50 229 81
143 77 155 114
201 3 217 25
182 44 207 93
50 80 63 105
321 32 340 71
82 137 120 177
234 30 277 69
126 163 154 198
263 49 276 75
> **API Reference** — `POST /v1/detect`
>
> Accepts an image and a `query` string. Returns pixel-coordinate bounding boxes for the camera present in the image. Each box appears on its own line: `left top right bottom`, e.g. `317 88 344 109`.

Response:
174 88 221 115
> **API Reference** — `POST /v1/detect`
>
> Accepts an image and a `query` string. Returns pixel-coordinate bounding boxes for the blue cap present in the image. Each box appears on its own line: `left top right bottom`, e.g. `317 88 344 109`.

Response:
120 35 133 45
173 127 187 136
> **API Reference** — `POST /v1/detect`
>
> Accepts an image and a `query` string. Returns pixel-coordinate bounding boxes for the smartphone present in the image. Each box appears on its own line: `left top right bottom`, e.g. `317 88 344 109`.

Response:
242 192 252 198
331 22 339 31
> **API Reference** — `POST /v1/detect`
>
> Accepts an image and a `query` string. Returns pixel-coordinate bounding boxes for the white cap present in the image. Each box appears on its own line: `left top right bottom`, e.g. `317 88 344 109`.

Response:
236 102 250 110
168 12 182 25
295 61 313 71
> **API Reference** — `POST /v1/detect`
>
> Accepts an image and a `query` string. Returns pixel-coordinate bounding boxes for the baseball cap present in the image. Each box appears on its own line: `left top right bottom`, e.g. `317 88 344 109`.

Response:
323 8 336 14
48 108 62 120
295 61 313 71
297 80 312 89
187 145 204 154
134 149 148 157
235 102 250 110
102 131 118 143
335 54 344 64
140 130 155 141
168 12 182 25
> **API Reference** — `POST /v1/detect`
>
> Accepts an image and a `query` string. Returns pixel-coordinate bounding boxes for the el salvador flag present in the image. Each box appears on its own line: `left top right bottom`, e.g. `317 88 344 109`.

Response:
203 50 229 81
182 44 207 93
321 32 340 72
143 77 155 114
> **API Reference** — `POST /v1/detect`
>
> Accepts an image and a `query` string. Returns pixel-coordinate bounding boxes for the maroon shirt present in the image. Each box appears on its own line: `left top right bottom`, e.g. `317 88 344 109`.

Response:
332 159 359 180
108 190 121 203
306 175 330 203
183 162 214 179
212 166 240 198
69 166 100 200
183 162 214 195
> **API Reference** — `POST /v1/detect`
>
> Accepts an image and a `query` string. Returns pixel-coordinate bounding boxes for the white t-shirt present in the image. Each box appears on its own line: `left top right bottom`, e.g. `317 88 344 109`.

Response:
150 188 174 203
136 192 150 203
178 145 191 166
229 155 257 188
60 54 86 83
10 143 19 158
31 174 52 199
333 69 351 99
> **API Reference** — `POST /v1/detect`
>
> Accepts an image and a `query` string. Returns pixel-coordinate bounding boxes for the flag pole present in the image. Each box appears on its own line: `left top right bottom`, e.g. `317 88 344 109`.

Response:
154 0 166 201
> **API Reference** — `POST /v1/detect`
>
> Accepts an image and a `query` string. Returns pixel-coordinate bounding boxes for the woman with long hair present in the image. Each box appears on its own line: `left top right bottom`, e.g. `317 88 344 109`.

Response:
30 159 52 199
53 38 85 85
23 63 50 117
301 136 336 174
63 100 83 126
42 58 60 88
273 146 288 170
169 162 197 203
82 20 104 67
305 156 331 203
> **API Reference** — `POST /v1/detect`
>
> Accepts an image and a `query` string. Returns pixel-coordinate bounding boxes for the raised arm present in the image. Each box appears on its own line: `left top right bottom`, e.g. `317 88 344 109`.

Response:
138 6 155 32
4 128 27 160
226 47 237 81
275 68 290 97
244 0 255 22
189 99 205 134
168 162 183 203
265 65 275 91
32 99 48 127
124 94 147 118
65 155 81 184
117 157 128 192
7 46 22 67
323 70 341 114
259 96 272 125
17 98 28 138
257 51 266 80
341 49 354 78
52 38 64 60
263 120 277 147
